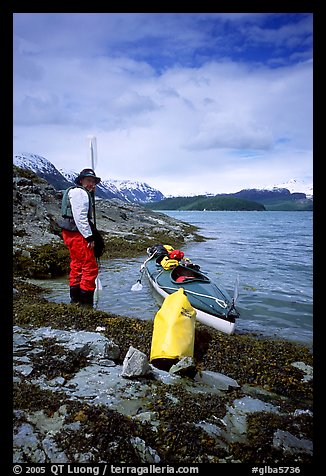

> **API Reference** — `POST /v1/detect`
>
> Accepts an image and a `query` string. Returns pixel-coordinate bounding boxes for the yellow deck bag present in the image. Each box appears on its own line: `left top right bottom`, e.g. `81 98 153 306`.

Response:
150 288 197 362
160 256 179 270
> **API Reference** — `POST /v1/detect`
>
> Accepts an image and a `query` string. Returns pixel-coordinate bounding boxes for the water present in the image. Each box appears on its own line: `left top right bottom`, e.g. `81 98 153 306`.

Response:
37 211 313 346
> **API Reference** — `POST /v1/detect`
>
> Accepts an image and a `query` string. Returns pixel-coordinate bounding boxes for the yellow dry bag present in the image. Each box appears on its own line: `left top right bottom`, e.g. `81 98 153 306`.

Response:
163 244 174 253
150 288 197 362
160 256 179 270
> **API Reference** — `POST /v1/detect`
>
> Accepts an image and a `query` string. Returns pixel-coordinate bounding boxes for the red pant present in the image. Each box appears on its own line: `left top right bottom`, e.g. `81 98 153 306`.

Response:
62 230 98 291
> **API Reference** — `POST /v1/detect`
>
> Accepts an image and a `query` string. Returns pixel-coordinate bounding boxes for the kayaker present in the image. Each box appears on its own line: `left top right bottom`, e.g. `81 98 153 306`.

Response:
58 168 102 307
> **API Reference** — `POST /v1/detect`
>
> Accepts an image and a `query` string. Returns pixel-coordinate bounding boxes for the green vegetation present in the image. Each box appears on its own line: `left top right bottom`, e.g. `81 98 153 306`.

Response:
259 198 313 211
145 195 266 211
145 193 313 211
13 228 205 279
13 243 71 278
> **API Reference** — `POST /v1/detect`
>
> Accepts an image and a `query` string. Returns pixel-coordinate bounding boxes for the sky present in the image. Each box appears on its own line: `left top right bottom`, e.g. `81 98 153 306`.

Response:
13 12 313 196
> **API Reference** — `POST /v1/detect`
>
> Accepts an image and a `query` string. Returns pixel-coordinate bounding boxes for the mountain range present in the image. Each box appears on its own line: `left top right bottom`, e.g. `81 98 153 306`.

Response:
146 189 313 211
13 153 165 203
13 152 313 207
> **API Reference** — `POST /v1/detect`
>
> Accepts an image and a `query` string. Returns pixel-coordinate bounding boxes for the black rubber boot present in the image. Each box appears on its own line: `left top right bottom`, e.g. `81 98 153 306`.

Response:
80 289 94 308
70 285 80 304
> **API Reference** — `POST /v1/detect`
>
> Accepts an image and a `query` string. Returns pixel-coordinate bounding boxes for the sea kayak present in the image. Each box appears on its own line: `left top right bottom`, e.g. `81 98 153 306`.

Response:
142 245 240 335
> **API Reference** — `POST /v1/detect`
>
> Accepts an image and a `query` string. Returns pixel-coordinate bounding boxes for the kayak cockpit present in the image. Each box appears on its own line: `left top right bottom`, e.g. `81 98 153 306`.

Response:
170 265 210 284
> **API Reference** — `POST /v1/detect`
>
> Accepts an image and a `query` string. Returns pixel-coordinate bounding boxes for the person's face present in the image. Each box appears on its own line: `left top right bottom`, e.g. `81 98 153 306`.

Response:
81 176 97 192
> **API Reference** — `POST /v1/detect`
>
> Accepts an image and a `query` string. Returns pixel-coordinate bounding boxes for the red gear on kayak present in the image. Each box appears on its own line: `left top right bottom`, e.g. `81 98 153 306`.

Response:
62 229 98 291
168 250 184 260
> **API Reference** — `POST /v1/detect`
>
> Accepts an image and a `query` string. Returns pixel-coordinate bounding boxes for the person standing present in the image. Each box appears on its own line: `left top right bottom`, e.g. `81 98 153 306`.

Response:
59 168 101 307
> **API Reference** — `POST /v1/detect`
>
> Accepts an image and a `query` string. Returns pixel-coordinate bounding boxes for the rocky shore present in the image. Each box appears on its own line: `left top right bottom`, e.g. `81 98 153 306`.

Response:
13 166 203 278
12 166 314 465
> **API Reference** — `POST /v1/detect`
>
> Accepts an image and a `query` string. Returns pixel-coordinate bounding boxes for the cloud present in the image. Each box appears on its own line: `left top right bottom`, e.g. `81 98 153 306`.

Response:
185 112 274 151
13 13 313 195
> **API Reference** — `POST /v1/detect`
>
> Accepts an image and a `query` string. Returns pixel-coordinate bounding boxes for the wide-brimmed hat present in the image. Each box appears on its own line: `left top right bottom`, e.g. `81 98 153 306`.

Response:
75 168 101 185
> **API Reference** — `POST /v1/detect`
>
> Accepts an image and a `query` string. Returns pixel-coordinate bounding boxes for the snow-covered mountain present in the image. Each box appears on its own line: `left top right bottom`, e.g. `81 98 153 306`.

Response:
58 168 164 203
13 153 165 203
100 179 165 203
265 179 313 198
14 153 71 191
13 152 313 202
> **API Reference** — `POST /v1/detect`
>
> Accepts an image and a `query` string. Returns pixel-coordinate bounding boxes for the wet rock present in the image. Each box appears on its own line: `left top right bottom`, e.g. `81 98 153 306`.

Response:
41 436 69 463
132 411 159 425
169 357 197 377
27 406 67 435
130 436 161 463
121 346 151 378
104 340 121 361
13 422 46 463
194 369 240 391
273 429 313 456
16 364 34 377
291 361 313 382
222 396 280 443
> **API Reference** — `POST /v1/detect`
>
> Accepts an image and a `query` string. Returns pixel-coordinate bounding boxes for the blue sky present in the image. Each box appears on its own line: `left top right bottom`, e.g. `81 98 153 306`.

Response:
13 13 313 196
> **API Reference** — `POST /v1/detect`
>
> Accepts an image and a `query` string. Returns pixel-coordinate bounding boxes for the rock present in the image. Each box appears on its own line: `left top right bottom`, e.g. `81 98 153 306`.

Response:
16 364 34 377
169 357 197 377
121 346 151 378
27 406 67 435
42 437 69 463
291 361 313 382
130 436 161 463
13 423 46 463
222 396 280 443
194 369 240 391
13 168 201 251
273 429 313 456
104 340 121 361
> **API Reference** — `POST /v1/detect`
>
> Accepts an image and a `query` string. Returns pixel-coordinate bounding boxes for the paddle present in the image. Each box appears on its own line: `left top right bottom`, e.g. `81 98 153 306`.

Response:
131 259 148 291
228 274 240 318
233 274 239 305
89 135 98 227
88 135 102 298
131 252 156 291
131 265 145 292
131 278 143 292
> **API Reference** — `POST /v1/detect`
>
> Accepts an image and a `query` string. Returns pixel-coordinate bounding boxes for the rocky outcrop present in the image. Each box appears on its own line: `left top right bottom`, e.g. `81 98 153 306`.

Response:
13 167 202 253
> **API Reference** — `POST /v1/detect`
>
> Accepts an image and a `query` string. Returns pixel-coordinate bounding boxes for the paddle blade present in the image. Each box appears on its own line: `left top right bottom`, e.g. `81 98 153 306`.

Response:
88 135 98 170
131 281 143 292
95 277 102 292
233 275 239 304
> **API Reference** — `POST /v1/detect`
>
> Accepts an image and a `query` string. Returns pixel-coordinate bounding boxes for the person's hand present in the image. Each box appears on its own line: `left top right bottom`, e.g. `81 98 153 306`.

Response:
87 240 95 249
